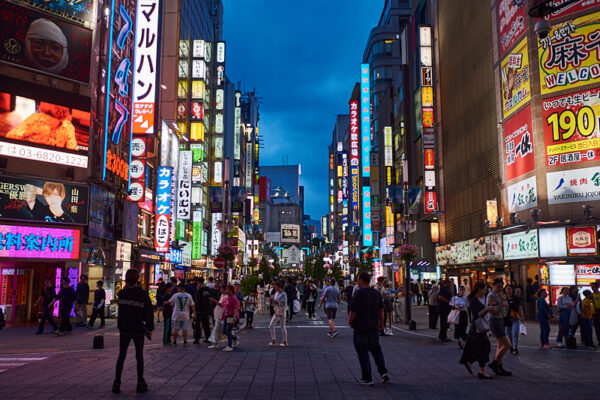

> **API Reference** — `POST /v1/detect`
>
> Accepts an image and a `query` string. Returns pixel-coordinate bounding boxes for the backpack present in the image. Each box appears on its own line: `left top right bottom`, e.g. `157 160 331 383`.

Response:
576 300 583 315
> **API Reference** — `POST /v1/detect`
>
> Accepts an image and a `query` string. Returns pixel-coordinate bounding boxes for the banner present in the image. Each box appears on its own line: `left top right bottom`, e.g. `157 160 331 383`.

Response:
281 224 300 243
547 165 600 204
176 151 192 220
497 0 527 56
89 185 115 240
0 2 92 83
539 12 600 95
507 175 537 212
567 226 597 255
0 224 80 259
155 167 172 252
501 37 531 118
9 0 96 27
542 87 600 167
0 176 88 225
503 230 539 260
504 105 535 180
576 264 600 285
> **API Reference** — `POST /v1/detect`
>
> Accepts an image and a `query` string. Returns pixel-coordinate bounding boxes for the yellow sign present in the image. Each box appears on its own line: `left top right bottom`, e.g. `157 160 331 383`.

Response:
422 86 433 107
538 12 600 95
191 122 205 141
501 37 531 118
385 205 394 228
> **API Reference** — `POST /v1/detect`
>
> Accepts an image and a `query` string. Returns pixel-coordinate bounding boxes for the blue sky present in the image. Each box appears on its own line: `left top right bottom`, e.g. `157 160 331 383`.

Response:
223 0 383 219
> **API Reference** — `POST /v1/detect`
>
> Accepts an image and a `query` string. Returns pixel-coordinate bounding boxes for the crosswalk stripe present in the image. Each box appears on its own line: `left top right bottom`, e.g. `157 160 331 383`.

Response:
0 356 47 374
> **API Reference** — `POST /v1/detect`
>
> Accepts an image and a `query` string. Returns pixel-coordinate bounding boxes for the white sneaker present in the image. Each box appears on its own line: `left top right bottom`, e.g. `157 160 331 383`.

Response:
222 346 234 352
268 341 277 346
208 344 218 349
234 339 240 347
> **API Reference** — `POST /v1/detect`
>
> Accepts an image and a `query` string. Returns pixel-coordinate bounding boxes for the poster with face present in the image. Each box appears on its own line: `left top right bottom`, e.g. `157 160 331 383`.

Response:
0 2 92 83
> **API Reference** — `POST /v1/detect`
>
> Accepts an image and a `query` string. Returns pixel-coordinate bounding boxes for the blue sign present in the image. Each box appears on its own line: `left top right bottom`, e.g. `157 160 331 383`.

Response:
156 167 172 215
170 248 182 264
362 186 373 246
360 64 370 178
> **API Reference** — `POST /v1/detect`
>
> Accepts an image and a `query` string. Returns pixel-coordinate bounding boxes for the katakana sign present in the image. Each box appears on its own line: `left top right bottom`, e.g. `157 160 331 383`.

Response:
0 224 80 259
155 166 172 252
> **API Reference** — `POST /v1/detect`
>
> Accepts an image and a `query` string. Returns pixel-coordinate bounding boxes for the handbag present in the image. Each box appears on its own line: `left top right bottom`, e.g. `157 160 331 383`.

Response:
447 309 460 325
519 323 527 335
293 299 301 313
474 316 490 333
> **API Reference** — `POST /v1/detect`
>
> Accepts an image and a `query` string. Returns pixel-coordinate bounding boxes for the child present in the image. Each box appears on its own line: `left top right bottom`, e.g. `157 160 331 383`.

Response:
244 290 257 329
88 281 106 328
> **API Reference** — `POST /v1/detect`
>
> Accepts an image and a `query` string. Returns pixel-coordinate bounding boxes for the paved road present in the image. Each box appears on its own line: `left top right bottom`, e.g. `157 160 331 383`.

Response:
0 302 597 399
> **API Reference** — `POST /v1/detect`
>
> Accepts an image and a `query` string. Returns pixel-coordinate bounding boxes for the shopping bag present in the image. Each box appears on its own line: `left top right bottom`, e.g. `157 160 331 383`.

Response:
519 323 527 335
293 299 301 313
447 309 460 325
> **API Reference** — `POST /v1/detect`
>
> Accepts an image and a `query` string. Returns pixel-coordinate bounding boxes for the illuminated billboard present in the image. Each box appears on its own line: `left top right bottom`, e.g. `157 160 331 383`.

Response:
501 37 530 119
10 0 96 27
0 92 89 167
155 167 172 253
0 224 80 260
360 64 371 177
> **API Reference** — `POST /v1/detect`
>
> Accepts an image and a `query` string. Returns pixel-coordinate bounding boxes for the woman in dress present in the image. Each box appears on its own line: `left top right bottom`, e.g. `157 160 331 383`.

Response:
268 281 288 347
505 285 524 355
450 286 469 348
459 281 494 379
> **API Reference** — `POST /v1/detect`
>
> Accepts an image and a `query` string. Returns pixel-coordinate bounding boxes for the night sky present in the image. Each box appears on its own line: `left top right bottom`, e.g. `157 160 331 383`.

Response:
223 0 383 220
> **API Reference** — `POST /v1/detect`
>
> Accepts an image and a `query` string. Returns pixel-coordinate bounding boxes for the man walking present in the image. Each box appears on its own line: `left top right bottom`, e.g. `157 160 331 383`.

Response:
75 275 89 327
348 271 389 386
319 278 341 337
428 280 439 329
193 277 213 344
87 280 106 328
285 278 298 322
57 277 75 335
167 283 195 347
113 269 154 394
34 278 59 334
437 279 452 342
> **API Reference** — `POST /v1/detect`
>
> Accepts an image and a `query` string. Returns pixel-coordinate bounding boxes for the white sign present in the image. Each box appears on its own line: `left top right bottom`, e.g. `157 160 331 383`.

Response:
245 143 253 190
216 89 224 110
503 230 539 260
217 42 226 63
539 227 567 258
132 0 160 134
213 161 223 184
547 166 600 204
215 113 224 134
177 151 192 220
285 245 301 264
116 241 132 262
507 175 537 213
211 213 223 255
234 91 241 160
265 232 281 243
549 264 576 286
281 224 300 243
0 141 88 168
193 40 205 58
215 137 223 159
192 60 206 79
425 170 436 188
181 241 192 266
130 160 145 179
131 137 146 157
128 182 144 201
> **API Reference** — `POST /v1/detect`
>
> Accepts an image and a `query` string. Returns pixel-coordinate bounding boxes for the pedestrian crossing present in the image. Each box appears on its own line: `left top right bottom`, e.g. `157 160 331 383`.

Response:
0 357 47 373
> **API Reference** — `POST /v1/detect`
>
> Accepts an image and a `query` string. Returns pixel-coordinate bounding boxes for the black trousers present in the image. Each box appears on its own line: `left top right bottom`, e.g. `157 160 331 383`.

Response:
194 312 211 341
428 305 438 329
38 305 58 332
307 301 316 318
423 292 429 306
594 314 600 344
59 304 72 332
88 307 105 327
115 332 145 383
353 330 387 381
438 309 450 339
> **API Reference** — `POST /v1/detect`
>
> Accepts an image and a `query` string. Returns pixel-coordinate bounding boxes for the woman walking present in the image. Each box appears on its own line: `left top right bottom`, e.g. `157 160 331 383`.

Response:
459 281 494 379
156 280 166 323
537 288 553 349
208 285 228 349
268 281 288 347
486 279 512 376
556 287 574 348
450 286 469 348
306 280 318 320
257 280 265 315
221 285 240 352
505 285 524 354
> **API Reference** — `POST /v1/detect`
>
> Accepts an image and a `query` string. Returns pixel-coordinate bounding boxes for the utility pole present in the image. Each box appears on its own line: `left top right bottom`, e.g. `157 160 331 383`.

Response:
402 157 412 324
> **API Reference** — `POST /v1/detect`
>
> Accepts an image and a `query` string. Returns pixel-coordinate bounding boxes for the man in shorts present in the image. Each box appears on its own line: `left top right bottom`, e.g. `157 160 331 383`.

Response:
319 278 341 337
167 284 195 347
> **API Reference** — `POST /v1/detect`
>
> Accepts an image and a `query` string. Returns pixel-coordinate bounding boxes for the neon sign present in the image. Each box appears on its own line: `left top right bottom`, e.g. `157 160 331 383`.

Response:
0 225 80 259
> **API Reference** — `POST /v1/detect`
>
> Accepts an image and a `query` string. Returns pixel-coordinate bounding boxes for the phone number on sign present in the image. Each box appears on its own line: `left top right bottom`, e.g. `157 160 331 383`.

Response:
0 142 88 168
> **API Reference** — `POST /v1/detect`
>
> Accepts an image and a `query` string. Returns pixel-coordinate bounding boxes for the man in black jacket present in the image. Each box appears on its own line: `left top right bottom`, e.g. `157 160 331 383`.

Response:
57 277 75 335
113 269 154 394
75 274 89 326
193 277 213 344
285 278 297 322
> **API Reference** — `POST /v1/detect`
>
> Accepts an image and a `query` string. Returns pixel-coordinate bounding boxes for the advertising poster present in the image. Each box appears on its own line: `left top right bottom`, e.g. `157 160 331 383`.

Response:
539 227 568 257
155 167 172 253
470 234 503 262
507 175 537 212
0 176 88 225
544 0 600 21
209 186 223 213
542 87 600 167
503 230 539 260
0 2 92 83
539 12 600 95
504 105 535 180
576 264 600 285
546 165 600 204
176 151 192 220
567 226 597 255
501 37 530 118
497 0 527 56
9 0 96 27
0 224 80 259
89 184 115 240
281 224 300 243
0 91 90 167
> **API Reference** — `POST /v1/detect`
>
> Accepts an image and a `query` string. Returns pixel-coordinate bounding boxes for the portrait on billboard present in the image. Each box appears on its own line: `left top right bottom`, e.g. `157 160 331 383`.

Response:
89 185 115 240
9 0 96 27
0 2 92 83
0 92 90 155
0 176 89 225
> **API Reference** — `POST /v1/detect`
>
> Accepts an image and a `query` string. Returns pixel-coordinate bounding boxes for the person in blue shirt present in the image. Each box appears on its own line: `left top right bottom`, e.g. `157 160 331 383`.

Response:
319 278 341 337
536 289 553 349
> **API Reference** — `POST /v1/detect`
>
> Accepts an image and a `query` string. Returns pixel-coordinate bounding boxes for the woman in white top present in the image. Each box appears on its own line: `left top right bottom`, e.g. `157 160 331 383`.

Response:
450 286 469 348
208 285 228 348
268 281 288 347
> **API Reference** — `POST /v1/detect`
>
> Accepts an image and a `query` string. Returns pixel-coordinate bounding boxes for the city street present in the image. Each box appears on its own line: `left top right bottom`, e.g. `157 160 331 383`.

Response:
0 303 597 400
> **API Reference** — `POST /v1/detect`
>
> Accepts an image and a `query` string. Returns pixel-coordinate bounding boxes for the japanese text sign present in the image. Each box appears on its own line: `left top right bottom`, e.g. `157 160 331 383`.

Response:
546 165 600 204
132 0 160 134
567 226 597 255
538 12 600 95
504 105 535 180
424 190 437 213
177 151 192 220
576 264 600 285
507 175 537 212
497 0 527 56
155 166 172 252
501 37 530 118
360 64 371 177
542 87 600 167
503 229 539 260
0 224 79 259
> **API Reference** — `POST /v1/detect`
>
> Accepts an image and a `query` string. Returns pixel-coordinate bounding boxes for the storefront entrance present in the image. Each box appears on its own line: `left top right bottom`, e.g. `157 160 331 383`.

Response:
0 267 33 322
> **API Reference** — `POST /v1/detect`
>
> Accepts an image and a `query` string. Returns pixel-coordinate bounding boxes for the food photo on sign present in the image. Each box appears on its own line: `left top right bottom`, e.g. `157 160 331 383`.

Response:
0 2 92 83
0 176 89 224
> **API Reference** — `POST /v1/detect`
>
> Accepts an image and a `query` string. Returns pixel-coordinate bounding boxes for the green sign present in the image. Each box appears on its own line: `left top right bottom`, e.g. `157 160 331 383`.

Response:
192 221 202 259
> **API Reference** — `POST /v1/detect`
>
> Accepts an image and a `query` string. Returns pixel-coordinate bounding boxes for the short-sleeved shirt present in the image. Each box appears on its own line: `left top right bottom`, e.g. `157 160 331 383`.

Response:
170 292 194 321
244 295 257 312
41 286 56 307
322 286 341 309
438 286 452 312
349 287 383 333
194 286 213 313
487 290 508 318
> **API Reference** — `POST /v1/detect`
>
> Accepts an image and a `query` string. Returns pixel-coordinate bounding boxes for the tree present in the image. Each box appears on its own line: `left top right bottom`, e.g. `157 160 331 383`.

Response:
329 262 343 282
312 259 326 285
257 256 271 282
304 259 314 278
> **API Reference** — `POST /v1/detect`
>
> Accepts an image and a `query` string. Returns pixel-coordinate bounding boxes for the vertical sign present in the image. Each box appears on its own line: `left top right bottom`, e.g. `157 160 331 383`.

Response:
234 91 242 160
132 0 160 134
155 167 172 252
211 213 223 255
384 126 393 166
349 100 360 227
177 151 192 219
420 25 437 214
192 210 202 260
245 143 253 190
361 64 372 246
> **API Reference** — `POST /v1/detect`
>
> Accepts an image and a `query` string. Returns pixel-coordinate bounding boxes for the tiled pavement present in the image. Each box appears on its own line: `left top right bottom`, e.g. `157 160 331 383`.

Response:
0 303 598 400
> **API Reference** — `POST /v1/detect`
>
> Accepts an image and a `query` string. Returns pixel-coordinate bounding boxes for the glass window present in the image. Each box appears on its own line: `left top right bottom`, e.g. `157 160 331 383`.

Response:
370 40 393 62
372 66 392 85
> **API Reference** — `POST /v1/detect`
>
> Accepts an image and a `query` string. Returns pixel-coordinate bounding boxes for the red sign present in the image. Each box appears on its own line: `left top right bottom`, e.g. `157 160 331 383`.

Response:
424 190 437 213
544 0 600 21
214 257 226 269
542 87 600 167
567 226 597 256
422 108 434 128
576 264 600 285
154 214 170 253
504 105 535 180
424 149 435 170
497 0 527 56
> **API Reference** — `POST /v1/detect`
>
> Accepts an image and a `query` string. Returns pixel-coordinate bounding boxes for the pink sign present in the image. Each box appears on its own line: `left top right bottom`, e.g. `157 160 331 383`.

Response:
0 224 80 259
